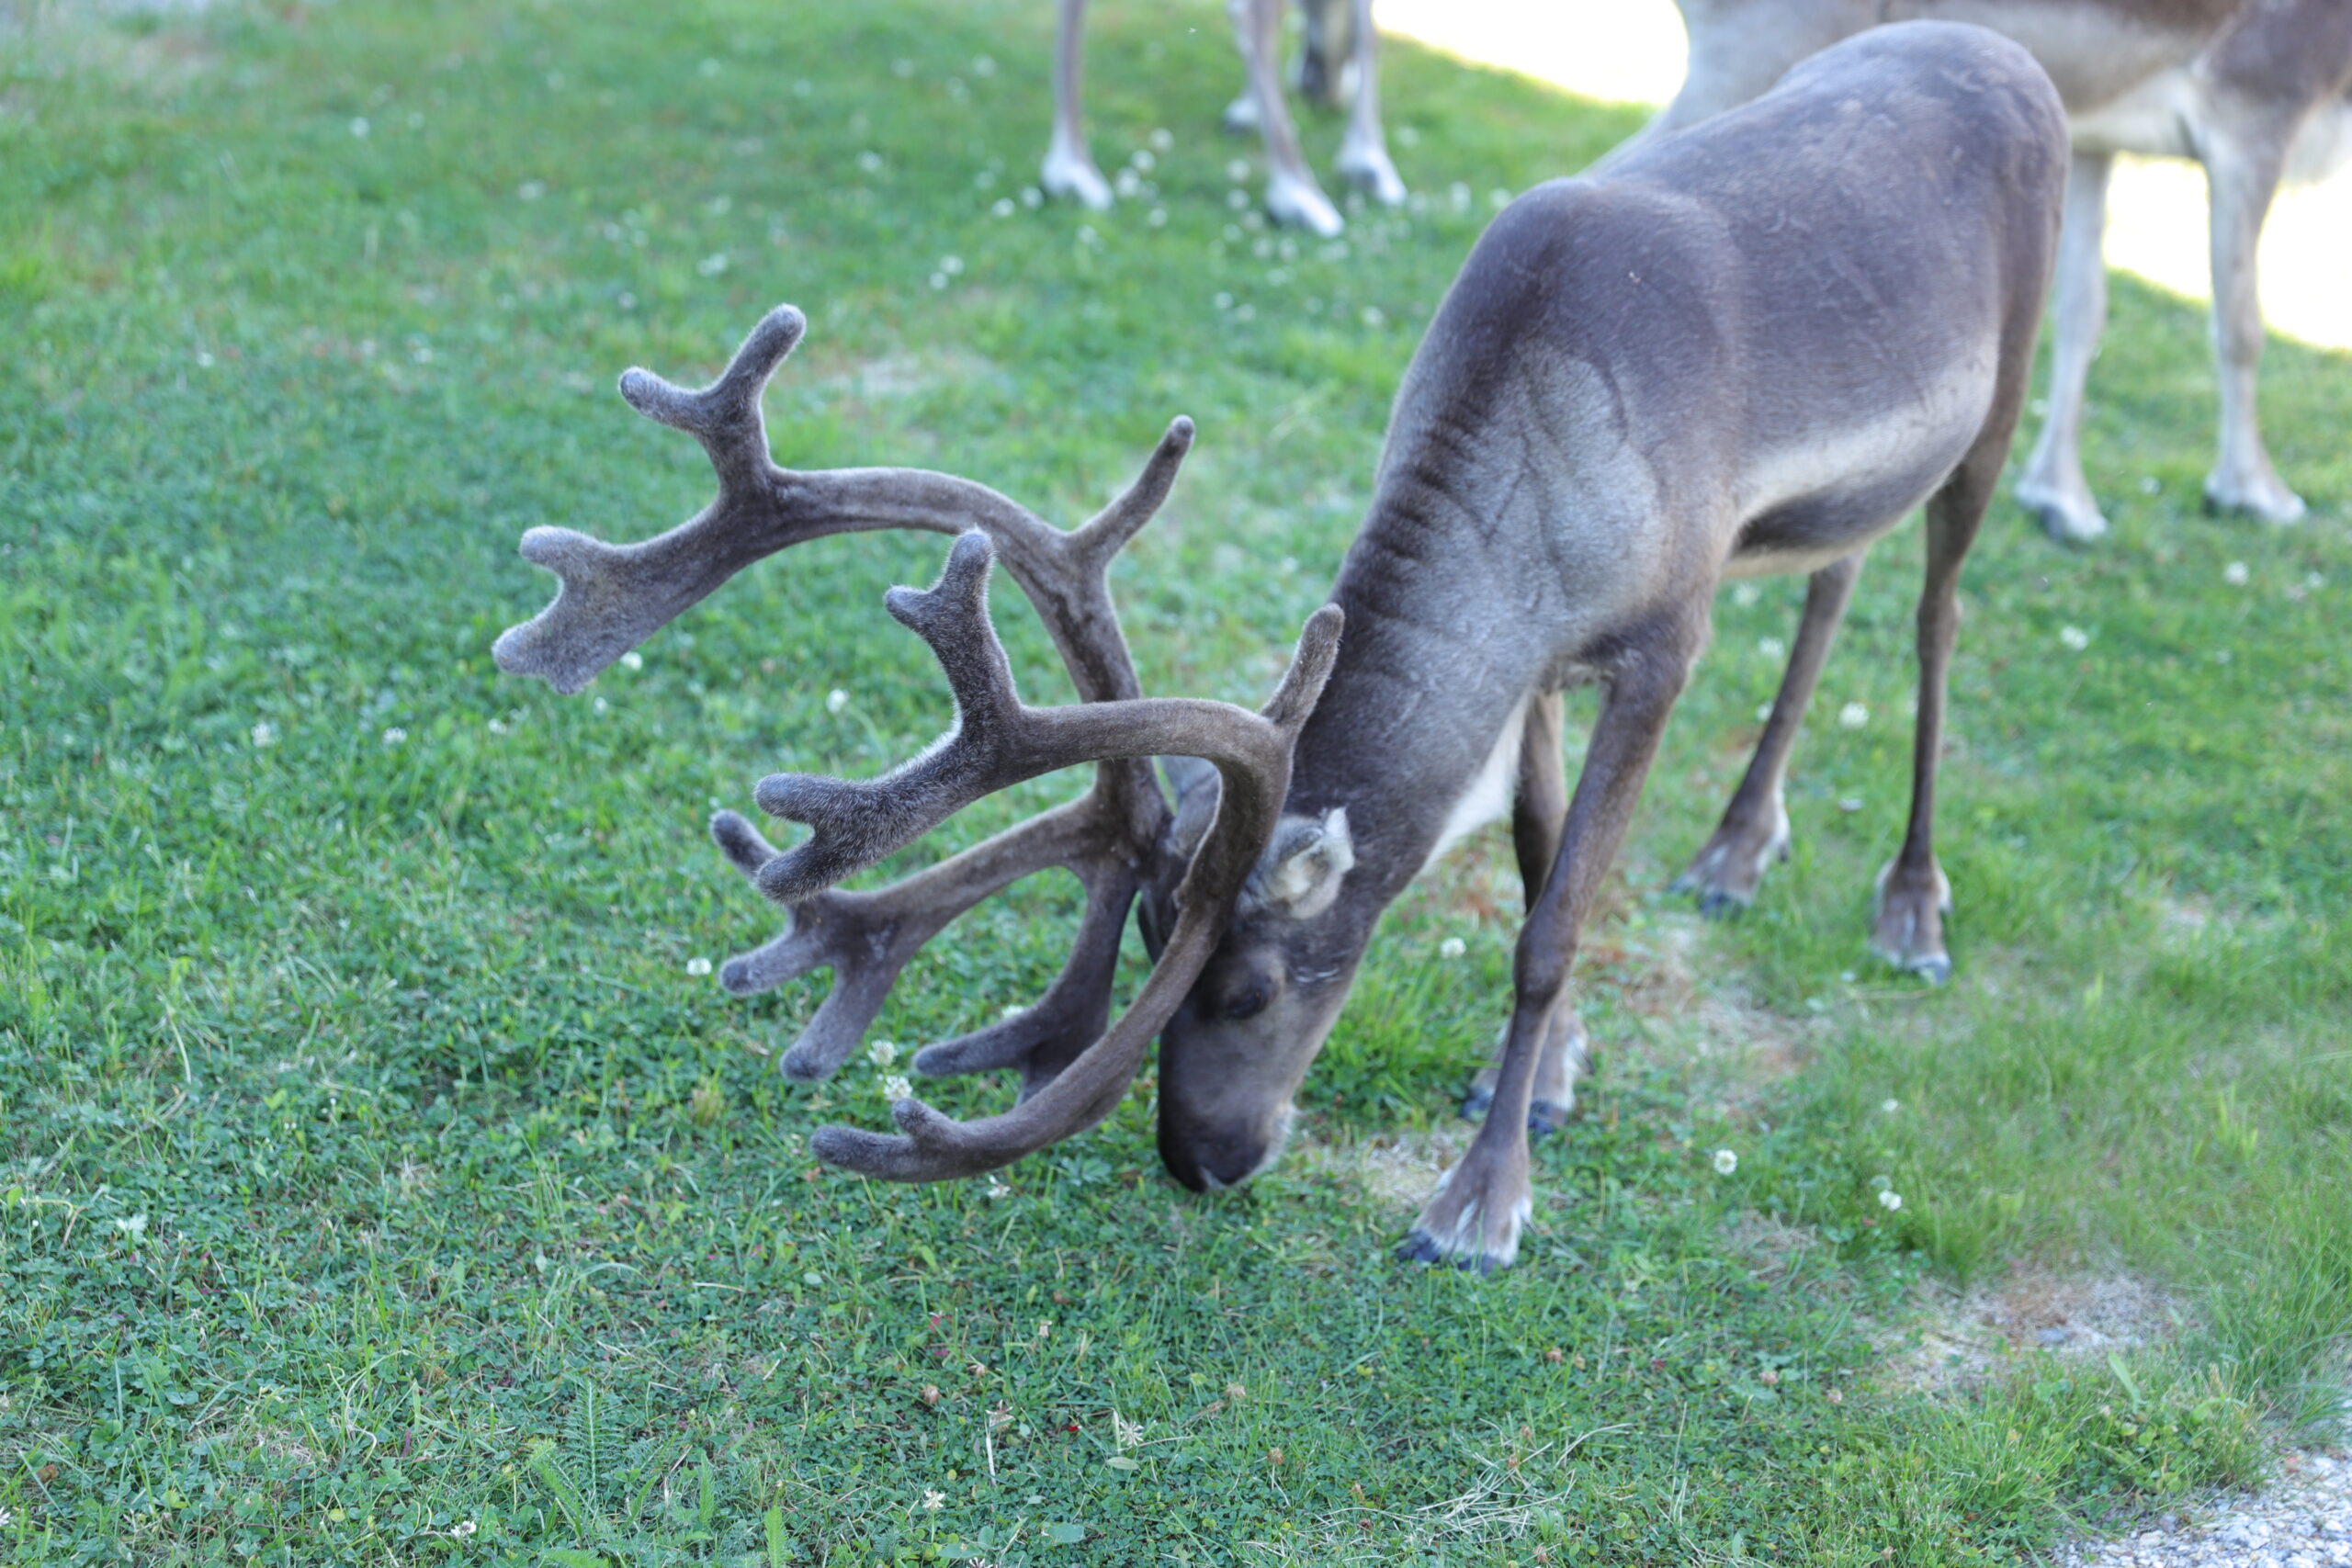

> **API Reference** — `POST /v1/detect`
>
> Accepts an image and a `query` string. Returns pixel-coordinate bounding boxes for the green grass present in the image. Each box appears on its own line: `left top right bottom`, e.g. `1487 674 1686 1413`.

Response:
1 0 2346 1562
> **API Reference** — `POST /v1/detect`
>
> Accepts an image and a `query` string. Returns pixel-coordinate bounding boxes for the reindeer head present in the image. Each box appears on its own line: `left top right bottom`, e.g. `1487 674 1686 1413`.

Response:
495 307 1344 1185
1146 790 1366 1189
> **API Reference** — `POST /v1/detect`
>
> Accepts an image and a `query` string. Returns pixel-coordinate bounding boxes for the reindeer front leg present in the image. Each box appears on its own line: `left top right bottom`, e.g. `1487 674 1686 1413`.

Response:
1227 0 1344 235
1676 554 1861 913
1406 637 1695 1272
2015 152 2115 544
2199 110 2303 524
1463 691 1586 1135
1042 0 1113 210
1332 0 1405 207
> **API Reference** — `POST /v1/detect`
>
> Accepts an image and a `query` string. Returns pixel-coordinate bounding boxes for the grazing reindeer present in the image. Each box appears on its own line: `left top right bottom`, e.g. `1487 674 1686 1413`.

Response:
1622 0 2352 540
1046 0 1404 235
497 23 2065 1272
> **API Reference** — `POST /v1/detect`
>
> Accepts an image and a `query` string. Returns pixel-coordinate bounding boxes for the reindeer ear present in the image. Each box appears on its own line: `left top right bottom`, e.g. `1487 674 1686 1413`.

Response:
1250 807 1355 920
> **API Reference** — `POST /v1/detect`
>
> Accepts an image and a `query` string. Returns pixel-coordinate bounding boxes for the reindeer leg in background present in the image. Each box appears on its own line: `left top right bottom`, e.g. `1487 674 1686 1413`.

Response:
1871 441 2005 985
1295 0 1357 106
1462 691 1585 1136
1407 629 1697 1272
1332 0 1405 206
1227 0 1343 236
2016 152 2115 544
1043 0 1113 209
2199 107 2304 523
1674 554 1862 913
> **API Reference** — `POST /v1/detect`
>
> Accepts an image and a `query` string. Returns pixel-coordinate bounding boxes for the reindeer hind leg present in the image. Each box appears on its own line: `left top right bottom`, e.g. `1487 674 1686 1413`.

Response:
1675 554 1862 915
1871 443 2007 983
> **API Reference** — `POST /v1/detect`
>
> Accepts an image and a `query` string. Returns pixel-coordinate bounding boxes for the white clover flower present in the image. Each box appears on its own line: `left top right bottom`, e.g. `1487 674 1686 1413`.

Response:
1448 181 1472 212
487 717 509 735
1882 1098 1900 1113
621 649 643 671
1076 225 1099 247
251 721 277 748
1114 168 1142 198
866 1040 898 1067
930 272 948 290
992 197 1016 218
1227 188 1250 211
2138 475 2162 495
350 117 370 138
883 1075 913 1100
1438 936 1467 960
1838 702 1869 729
856 151 884 175
1758 637 1787 660
1838 796 1864 813
1713 1149 1738 1176
1756 703 1774 723
1213 291 1234 311
985 1176 1012 1200
972 53 997 75
1149 127 1173 152
1129 148 1156 173
2059 626 2089 651
593 695 609 715
381 727 407 746
1021 186 1044 209
890 57 914 78
1361 306 1386 328
451 1521 477 1539
922 1488 945 1512
2307 572 2325 592
1147 206 1168 228
2223 560 2249 586
940 254 964 276
1036 1319 1052 1337
695 252 729 277
1732 581 1760 607
1878 1190 1904 1212
518 179 547 202
1489 187 1512 209
826 688 849 715
1234 304 1255 323
1226 157 1251 183
686 956 713 977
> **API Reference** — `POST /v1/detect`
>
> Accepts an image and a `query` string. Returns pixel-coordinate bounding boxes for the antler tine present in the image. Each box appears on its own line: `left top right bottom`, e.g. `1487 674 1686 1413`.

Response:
493 304 1102 697
808 602 1346 1183
616 305 806 491
707 797 1135 1086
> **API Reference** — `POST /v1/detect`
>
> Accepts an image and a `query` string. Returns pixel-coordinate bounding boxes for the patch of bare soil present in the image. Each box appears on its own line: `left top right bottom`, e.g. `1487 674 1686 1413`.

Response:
1876 1268 2187 1396
1297 1122 1475 1214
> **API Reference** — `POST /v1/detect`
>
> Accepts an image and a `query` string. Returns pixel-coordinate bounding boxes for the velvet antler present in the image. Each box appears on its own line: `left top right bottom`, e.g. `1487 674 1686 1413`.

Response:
493 307 1343 1175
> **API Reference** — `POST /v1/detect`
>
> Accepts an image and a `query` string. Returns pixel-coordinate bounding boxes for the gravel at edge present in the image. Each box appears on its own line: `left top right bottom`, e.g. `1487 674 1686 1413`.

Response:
2055 1448 2352 1568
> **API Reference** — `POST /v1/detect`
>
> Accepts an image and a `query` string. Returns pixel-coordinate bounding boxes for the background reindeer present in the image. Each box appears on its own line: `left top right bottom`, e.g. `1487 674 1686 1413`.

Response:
1046 0 1404 234
498 22 2066 1272
1620 0 2352 541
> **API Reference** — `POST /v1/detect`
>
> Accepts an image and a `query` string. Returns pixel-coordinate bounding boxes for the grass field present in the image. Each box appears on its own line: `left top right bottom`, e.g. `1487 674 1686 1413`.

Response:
2 1 2347 1562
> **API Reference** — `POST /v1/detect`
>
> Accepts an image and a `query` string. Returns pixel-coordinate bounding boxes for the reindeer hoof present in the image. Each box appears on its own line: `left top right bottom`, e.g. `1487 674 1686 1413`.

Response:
2203 469 2306 525
1396 1229 1506 1276
2017 481 2109 546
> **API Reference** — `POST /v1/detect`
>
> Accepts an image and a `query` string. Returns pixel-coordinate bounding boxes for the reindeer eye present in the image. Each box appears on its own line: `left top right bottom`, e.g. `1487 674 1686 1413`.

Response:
1220 983 1271 1022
